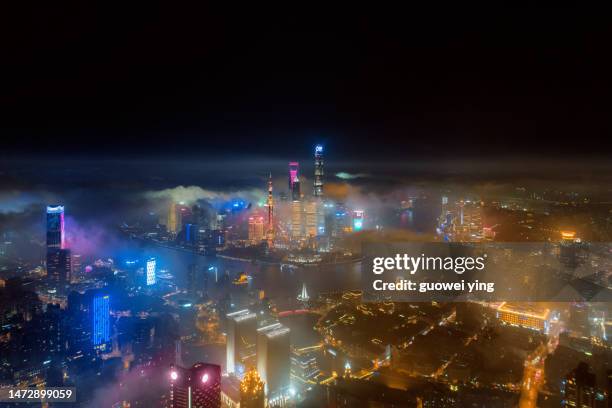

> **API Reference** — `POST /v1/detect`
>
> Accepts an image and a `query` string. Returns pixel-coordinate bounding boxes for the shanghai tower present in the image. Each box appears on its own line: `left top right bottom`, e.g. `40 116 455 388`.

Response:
314 145 324 197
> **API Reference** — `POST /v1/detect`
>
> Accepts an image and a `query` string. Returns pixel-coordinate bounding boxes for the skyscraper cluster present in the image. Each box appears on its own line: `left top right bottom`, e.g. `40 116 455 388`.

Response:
286 145 326 247
436 198 484 242
226 309 258 375
226 310 291 405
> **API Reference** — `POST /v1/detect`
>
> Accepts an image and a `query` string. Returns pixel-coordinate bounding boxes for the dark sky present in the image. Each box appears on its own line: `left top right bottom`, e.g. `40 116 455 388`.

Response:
2 5 611 159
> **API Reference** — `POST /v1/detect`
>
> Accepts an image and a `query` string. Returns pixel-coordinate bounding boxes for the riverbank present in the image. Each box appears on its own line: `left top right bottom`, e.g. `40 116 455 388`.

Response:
123 232 362 267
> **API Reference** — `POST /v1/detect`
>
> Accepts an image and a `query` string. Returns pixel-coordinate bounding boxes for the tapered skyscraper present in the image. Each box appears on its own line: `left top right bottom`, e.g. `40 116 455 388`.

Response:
314 145 324 197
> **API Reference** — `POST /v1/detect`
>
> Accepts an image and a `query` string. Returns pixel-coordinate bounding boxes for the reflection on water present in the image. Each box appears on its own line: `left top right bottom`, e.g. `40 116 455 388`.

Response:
113 236 362 304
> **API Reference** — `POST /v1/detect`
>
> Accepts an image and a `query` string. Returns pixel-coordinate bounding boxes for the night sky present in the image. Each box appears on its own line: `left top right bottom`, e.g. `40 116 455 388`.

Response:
2 6 611 159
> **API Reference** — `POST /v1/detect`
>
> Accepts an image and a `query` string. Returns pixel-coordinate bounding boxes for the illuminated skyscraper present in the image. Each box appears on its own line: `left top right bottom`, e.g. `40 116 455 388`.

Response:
70 253 82 283
288 162 300 201
291 200 303 241
560 231 588 269
46 205 71 284
168 202 181 235
291 348 319 382
92 293 110 351
314 144 324 197
352 210 364 232
146 257 157 286
305 201 318 238
46 205 65 249
292 178 301 202
240 368 265 408
248 216 265 245
562 362 597 408
288 162 298 191
454 200 483 241
332 204 351 238
256 322 290 401
266 173 274 245
167 363 221 408
47 247 71 283
226 310 257 375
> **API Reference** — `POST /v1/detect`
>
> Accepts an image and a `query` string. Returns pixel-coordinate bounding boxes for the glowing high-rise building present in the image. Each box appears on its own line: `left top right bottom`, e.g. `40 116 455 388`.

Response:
168 202 181 235
46 205 65 249
47 247 71 283
226 310 257 375
146 257 157 286
256 322 290 401
288 162 299 191
314 144 324 197
92 293 110 351
352 210 364 232
562 362 597 408
248 216 265 245
454 200 483 241
167 363 221 408
266 173 274 245
291 200 303 240
332 204 351 238
46 205 70 284
288 162 300 201
70 253 82 283
291 348 319 382
305 201 318 238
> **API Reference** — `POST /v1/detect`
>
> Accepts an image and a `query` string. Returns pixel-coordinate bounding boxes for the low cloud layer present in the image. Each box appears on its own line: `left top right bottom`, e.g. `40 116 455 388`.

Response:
144 185 264 207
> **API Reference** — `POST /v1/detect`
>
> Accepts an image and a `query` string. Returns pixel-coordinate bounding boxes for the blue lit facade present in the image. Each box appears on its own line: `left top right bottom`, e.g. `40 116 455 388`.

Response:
352 210 364 232
92 294 110 350
146 257 156 286
46 205 65 249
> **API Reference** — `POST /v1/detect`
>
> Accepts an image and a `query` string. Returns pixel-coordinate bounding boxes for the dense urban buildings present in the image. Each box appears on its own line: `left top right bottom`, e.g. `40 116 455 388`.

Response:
0 145 611 407
1 9 612 406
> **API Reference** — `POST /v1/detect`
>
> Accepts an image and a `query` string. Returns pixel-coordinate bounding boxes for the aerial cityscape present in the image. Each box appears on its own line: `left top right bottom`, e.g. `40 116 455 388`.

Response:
0 145 610 407
1 5 611 408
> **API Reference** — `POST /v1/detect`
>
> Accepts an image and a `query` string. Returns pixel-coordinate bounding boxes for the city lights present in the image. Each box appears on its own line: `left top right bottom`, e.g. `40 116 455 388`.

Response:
2 19 611 408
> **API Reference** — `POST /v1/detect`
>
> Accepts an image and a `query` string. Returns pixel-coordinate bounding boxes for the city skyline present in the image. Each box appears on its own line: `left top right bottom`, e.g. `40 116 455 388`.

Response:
1 5 611 407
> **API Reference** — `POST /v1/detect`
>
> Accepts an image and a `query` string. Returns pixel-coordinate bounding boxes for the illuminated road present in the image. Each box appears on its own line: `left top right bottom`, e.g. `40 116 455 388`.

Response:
518 318 562 408
518 345 545 408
